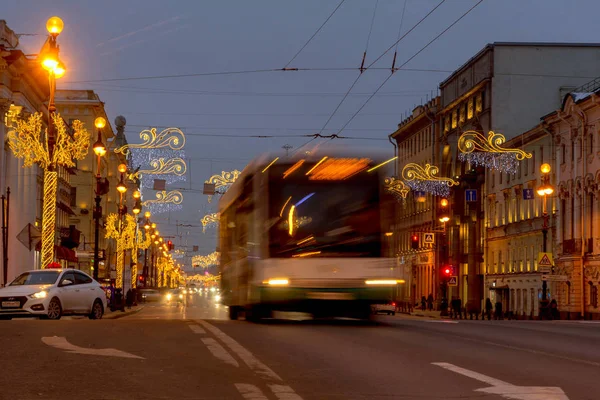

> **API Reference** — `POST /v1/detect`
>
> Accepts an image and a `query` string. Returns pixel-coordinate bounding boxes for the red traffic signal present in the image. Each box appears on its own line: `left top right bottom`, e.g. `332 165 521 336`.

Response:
443 267 451 275
167 240 174 251
411 234 419 250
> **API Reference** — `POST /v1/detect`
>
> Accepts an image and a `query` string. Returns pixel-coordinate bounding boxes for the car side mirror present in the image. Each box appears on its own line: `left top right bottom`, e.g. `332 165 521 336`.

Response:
60 279 73 287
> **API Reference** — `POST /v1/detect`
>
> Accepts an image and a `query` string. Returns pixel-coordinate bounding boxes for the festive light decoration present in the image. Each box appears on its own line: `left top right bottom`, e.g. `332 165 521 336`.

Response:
105 213 137 289
114 126 185 156
384 177 410 200
187 273 221 284
192 252 220 268
458 130 532 174
6 112 90 267
205 170 241 202
129 157 187 180
401 163 459 197
201 213 219 232
142 190 183 206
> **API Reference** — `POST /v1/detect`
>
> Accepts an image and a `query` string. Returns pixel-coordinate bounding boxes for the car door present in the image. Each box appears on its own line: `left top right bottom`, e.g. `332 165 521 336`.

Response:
57 271 78 312
74 271 96 313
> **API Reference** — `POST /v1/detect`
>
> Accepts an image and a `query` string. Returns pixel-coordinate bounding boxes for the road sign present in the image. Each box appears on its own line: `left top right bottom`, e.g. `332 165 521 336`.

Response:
523 188 534 200
17 223 41 251
538 252 553 267
423 233 435 244
465 189 477 202
448 276 458 286
539 266 551 274
541 275 568 282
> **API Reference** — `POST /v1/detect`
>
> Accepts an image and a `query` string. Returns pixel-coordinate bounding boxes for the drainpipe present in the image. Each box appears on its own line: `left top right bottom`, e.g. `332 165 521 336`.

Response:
575 108 587 319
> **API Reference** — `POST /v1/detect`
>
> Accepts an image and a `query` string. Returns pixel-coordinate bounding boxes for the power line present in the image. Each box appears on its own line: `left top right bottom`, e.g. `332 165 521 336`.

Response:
63 69 281 84
336 0 485 136
125 125 391 131
284 0 346 68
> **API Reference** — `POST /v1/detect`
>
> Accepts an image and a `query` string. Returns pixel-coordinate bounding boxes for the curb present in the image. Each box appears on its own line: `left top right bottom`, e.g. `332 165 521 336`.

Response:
104 305 145 320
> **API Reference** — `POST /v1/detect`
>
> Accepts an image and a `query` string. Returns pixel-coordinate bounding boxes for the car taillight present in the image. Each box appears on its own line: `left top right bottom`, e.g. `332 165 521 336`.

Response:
391 302 396 306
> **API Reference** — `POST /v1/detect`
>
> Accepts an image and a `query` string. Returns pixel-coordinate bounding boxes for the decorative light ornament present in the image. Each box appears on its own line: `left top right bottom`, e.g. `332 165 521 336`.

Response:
192 252 220 268
6 112 90 267
142 190 183 207
384 177 410 200
114 126 185 156
201 213 219 232
205 170 241 202
401 163 459 197
129 157 187 180
105 213 137 289
458 130 532 174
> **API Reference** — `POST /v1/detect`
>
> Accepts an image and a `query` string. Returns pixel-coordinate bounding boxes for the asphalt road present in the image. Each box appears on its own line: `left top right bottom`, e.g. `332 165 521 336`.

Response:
1 291 599 400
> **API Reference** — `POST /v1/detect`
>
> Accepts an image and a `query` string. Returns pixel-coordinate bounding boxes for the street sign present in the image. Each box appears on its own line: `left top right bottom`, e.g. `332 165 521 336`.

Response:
538 252 553 267
465 189 477 202
523 188 534 200
539 266 551 274
17 223 41 251
541 275 568 282
448 276 458 286
423 233 435 244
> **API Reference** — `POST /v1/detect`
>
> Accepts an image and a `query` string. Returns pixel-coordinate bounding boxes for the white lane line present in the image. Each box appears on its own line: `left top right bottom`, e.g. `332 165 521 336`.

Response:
201 338 239 367
188 325 206 334
433 362 570 400
235 383 269 400
42 336 144 359
269 384 304 400
198 320 282 381
432 362 510 387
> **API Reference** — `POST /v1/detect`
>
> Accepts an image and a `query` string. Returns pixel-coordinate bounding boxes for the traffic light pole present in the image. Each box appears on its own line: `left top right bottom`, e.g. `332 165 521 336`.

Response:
92 179 102 281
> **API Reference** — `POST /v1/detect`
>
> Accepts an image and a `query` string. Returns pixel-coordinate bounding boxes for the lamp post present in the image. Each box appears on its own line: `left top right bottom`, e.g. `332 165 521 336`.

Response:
142 211 151 287
92 117 107 281
537 163 554 314
116 164 128 289
131 190 142 289
438 197 450 315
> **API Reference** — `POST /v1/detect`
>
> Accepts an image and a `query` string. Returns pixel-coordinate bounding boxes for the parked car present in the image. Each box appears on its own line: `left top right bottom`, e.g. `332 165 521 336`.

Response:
139 289 162 303
372 302 396 316
0 269 107 320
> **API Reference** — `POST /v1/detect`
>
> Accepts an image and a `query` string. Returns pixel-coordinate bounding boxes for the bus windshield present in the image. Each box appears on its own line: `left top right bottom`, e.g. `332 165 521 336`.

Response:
268 176 382 258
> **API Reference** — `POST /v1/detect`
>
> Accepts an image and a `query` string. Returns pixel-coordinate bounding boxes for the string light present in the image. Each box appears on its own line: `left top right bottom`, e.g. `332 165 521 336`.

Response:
191 252 220 268
201 213 219 232
384 176 410 200
458 130 532 174
114 126 185 156
402 163 459 197
205 170 240 202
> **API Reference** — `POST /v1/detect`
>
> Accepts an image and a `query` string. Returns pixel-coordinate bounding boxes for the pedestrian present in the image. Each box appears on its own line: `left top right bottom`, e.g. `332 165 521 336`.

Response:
427 293 434 311
485 298 493 320
550 299 559 320
421 296 426 311
495 300 503 320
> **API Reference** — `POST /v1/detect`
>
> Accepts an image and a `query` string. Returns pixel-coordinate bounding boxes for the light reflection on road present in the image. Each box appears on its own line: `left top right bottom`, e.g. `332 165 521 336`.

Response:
129 289 228 320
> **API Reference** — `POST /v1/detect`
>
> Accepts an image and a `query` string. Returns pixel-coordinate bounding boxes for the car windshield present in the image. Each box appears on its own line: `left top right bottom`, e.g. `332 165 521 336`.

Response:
9 271 60 286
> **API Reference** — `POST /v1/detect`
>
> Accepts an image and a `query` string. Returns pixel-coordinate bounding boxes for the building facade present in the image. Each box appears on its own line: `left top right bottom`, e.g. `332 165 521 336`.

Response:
438 42 600 314
391 98 440 307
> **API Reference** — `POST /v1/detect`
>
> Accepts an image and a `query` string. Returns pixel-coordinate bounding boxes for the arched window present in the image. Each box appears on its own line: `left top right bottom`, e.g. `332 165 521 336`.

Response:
589 281 598 308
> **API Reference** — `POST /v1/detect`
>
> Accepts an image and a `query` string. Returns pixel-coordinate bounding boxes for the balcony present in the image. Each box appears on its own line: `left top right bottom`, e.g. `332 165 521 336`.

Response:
562 238 593 255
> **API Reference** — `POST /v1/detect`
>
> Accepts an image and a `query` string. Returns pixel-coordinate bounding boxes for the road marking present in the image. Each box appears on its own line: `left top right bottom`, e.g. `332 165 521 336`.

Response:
235 383 268 400
269 384 304 400
201 338 239 367
198 320 282 381
433 362 570 400
188 325 206 334
424 320 459 324
42 336 144 359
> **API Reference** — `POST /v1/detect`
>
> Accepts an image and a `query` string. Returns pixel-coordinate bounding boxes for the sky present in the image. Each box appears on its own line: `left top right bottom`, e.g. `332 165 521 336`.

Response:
4 0 600 271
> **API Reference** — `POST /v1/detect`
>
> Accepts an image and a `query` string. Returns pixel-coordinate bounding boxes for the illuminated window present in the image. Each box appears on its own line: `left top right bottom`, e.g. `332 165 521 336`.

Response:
459 104 466 125
475 92 483 113
444 116 450 133
451 109 458 129
467 97 474 120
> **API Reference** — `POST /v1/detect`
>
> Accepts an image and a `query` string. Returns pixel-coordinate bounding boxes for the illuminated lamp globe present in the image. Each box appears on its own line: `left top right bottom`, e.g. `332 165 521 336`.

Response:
144 211 151 218
540 163 551 174
155 230 159 236
133 190 141 199
151 234 156 239
159 238 163 242
41 55 59 72
94 117 106 129
118 164 128 174
93 139 106 157
154 240 159 245
53 61 66 78
544 186 554 195
116 180 127 194
416 194 426 203
439 216 450 223
132 204 141 215
440 198 449 207
144 223 151 230
46 16 64 35
151 223 156 229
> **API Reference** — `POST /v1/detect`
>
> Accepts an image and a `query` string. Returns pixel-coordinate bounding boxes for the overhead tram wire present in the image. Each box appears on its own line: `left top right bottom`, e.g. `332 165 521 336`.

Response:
284 0 346 68
292 0 447 156
391 0 408 73
335 0 485 136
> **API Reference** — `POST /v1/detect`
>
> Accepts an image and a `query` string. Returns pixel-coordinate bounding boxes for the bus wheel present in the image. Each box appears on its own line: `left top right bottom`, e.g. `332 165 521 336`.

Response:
247 305 269 323
228 306 239 320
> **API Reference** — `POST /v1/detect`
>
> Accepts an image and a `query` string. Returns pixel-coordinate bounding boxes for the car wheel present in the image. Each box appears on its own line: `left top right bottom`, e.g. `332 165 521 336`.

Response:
228 306 239 320
46 298 62 320
89 299 104 320
391 311 396 316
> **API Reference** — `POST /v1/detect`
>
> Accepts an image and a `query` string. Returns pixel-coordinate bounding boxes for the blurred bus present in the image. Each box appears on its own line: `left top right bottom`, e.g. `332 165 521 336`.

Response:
219 149 399 321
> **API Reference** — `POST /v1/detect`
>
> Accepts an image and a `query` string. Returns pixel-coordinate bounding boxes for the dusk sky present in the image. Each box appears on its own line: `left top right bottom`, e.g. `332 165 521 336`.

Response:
4 0 600 271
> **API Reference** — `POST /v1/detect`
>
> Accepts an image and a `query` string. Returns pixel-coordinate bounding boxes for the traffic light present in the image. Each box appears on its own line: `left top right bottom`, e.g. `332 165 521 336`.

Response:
442 265 452 276
411 234 419 250
167 240 174 251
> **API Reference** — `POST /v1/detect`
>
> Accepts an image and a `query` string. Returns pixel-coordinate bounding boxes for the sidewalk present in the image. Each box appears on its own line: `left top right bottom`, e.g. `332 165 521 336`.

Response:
408 310 448 319
104 304 145 320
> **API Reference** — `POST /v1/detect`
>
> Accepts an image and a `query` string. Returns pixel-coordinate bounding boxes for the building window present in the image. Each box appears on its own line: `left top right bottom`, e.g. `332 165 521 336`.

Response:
452 109 458 129
459 104 466 125
467 97 474 120
589 282 598 307
70 186 77 207
444 116 450 133
476 92 483 114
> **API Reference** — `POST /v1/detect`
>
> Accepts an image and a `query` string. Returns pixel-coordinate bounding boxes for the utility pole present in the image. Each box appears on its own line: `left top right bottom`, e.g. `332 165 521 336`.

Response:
282 144 293 157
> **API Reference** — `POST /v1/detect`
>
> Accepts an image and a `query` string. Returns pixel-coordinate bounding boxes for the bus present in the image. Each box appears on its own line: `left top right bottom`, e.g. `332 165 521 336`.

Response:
219 148 400 321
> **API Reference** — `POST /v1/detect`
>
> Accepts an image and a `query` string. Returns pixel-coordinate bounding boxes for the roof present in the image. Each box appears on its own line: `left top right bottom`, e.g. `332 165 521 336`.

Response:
440 42 600 88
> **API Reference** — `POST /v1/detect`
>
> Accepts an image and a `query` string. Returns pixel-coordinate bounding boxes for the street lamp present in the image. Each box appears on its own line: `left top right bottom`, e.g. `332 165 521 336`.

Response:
537 163 554 312
92 117 107 281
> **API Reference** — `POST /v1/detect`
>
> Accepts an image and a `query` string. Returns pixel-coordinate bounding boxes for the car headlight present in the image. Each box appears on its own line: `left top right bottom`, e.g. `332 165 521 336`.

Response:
179 294 183 299
214 294 221 302
166 293 172 300
29 290 47 299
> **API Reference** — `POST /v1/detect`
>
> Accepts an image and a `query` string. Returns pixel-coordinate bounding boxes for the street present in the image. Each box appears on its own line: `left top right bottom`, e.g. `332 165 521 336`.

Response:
0 292 598 400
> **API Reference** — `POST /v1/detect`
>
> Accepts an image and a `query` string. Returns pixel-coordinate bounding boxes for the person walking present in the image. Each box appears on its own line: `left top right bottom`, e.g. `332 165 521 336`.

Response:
427 293 434 311
485 298 493 320
421 296 427 311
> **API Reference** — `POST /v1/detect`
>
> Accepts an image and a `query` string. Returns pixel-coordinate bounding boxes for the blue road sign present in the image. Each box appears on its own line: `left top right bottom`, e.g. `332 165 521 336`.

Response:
465 189 477 202
523 188 534 200
448 276 458 286
414 190 426 199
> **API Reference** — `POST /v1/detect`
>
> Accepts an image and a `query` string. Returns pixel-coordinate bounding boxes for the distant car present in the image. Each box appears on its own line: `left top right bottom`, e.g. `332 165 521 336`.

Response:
372 302 396 316
0 269 107 320
139 289 162 302
165 289 184 304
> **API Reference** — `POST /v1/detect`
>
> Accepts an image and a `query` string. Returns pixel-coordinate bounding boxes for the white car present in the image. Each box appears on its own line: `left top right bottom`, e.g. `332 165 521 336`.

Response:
372 302 397 316
0 269 107 320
